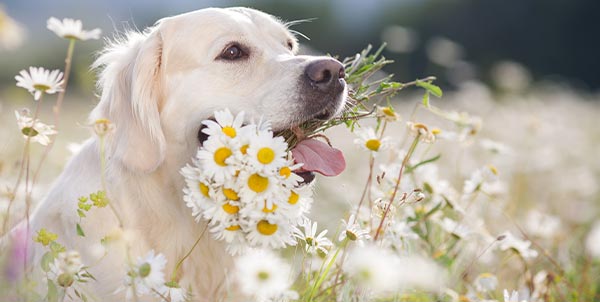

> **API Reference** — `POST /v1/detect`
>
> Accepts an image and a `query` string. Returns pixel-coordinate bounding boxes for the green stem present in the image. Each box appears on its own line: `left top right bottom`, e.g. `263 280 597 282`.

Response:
373 134 420 240
307 239 347 301
170 223 209 282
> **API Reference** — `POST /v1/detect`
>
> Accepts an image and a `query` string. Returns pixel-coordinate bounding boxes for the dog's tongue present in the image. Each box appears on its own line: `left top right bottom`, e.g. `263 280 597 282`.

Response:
291 138 346 176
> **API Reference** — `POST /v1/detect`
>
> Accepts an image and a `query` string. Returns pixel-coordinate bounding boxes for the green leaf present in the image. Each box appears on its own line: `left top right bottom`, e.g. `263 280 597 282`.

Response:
47 279 58 302
422 91 430 108
41 252 54 272
76 223 85 237
406 154 442 173
77 209 86 218
416 80 443 97
49 241 66 255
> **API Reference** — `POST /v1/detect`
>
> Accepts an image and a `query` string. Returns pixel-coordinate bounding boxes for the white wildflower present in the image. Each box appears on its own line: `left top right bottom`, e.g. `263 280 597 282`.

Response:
474 273 498 293
338 214 371 244
293 219 333 256
406 121 439 143
585 221 600 259
353 127 392 155
15 109 57 146
15 67 63 100
122 250 167 299
47 17 101 40
235 249 293 301
497 231 538 259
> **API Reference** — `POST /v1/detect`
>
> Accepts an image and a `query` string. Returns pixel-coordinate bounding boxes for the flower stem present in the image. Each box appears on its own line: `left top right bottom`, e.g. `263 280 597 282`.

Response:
30 38 76 199
373 134 420 240
170 223 209 282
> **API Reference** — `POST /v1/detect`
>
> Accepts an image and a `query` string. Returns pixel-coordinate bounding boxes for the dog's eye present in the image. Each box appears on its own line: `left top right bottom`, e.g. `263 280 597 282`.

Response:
219 44 247 61
287 40 294 50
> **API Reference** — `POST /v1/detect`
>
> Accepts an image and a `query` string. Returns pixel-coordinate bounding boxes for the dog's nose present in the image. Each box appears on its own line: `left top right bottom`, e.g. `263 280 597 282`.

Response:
305 59 345 91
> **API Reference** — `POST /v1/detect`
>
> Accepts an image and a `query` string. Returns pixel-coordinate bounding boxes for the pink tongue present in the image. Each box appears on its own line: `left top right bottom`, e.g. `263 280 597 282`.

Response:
291 138 346 176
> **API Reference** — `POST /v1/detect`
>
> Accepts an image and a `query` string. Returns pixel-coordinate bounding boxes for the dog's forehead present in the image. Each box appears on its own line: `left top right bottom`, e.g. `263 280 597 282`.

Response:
161 7 294 43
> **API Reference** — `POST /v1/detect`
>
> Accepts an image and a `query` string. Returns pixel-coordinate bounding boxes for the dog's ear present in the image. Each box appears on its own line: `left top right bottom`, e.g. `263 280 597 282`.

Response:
92 27 166 173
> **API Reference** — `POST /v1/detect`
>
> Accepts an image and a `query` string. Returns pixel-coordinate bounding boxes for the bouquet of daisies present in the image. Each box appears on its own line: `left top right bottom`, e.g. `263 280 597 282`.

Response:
181 109 345 255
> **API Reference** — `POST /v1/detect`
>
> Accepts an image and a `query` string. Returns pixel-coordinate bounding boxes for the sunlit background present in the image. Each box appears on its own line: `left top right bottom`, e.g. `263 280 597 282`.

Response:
1 1 600 300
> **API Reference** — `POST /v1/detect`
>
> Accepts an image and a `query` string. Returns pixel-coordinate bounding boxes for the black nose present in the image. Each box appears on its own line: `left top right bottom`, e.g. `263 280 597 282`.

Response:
305 58 345 91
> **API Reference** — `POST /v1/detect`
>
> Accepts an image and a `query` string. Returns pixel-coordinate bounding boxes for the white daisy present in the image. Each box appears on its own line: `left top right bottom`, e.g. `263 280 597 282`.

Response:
276 187 313 222
343 245 401 296
503 289 522 302
406 121 438 144
237 170 283 202
245 215 296 249
201 109 246 141
246 131 289 175
15 67 63 100
47 17 101 40
474 273 498 293
353 127 392 155
123 250 167 299
211 217 246 245
235 249 294 301
162 281 189 302
181 164 218 220
376 105 401 122
48 250 85 287
338 214 371 244
15 110 57 146
196 135 238 184
276 162 304 189
293 219 333 256
497 231 538 259
585 221 600 259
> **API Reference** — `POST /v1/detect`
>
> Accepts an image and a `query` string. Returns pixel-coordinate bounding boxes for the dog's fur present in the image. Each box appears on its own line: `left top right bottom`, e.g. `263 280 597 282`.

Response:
14 7 346 301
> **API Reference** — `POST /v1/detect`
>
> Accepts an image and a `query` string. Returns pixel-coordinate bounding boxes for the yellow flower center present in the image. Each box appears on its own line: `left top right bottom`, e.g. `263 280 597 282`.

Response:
240 144 249 155
279 167 291 179
365 139 381 151
431 128 442 135
257 147 275 164
222 202 240 214
487 164 498 175
257 220 278 235
221 126 236 138
225 225 241 231
213 147 232 166
198 182 210 197
382 107 395 116
262 201 278 213
222 188 240 201
288 191 299 205
33 84 51 91
248 174 269 193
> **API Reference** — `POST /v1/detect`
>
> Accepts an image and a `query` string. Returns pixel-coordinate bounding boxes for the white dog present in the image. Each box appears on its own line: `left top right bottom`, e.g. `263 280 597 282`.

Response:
14 7 347 301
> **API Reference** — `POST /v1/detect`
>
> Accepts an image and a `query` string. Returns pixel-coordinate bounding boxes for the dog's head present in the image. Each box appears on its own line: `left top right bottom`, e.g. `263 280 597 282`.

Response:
92 7 347 174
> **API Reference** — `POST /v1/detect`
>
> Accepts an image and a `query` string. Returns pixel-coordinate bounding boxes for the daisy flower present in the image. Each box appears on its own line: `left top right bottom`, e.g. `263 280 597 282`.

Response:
245 215 296 249
276 161 304 188
497 231 538 259
338 214 371 244
235 249 294 301
503 289 522 302
196 135 238 184
237 170 283 202
474 273 498 293
162 281 189 302
15 110 57 146
376 105 401 122
15 67 64 100
343 245 401 296
246 131 288 175
353 127 392 155
123 250 167 299
47 17 101 40
48 250 85 287
181 164 217 220
201 109 246 141
293 219 333 256
406 121 438 143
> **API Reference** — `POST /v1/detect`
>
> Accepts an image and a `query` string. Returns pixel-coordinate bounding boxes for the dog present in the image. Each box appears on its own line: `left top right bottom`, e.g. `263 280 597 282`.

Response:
13 7 347 301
